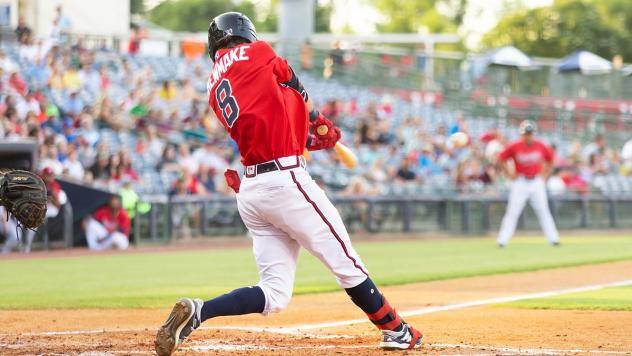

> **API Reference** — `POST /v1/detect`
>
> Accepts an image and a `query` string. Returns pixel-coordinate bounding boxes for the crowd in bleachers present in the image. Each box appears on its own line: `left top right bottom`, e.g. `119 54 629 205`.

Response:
1 16 632 204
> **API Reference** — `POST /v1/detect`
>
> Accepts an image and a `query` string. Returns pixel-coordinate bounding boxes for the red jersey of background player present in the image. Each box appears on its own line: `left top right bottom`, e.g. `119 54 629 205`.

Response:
207 41 308 166
498 139 553 177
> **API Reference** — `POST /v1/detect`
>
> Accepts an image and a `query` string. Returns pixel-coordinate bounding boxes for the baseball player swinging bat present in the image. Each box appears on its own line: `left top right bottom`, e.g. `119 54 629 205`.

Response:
154 12 422 356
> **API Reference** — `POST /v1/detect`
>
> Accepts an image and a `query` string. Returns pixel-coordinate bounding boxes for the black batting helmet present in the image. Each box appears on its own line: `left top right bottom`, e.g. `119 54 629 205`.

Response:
207 12 257 62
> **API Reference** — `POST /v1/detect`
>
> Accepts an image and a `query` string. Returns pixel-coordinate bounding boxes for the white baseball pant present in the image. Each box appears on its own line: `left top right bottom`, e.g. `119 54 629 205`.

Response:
85 218 129 251
236 156 368 315
1 207 36 254
497 176 560 246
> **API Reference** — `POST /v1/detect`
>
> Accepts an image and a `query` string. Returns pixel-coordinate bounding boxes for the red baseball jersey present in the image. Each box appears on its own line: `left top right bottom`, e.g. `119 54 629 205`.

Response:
498 139 554 177
207 41 308 166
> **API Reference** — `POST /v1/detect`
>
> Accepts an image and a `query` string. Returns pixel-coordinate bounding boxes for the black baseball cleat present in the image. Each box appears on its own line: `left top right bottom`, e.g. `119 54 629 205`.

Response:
155 298 203 356
497 242 506 248
379 323 423 350
551 241 560 247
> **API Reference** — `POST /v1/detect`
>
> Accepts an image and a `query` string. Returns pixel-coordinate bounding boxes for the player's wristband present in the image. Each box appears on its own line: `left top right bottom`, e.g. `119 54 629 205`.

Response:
309 110 319 122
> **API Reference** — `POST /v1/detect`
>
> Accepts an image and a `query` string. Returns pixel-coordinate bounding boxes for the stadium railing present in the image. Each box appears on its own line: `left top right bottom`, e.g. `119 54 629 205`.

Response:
131 194 632 243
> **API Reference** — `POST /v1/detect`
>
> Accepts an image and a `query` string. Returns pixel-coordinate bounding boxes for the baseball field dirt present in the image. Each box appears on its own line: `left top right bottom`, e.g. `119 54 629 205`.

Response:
1 260 631 355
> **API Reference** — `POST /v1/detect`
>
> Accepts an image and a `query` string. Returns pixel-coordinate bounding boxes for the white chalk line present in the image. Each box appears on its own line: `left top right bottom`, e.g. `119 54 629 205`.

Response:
284 278 632 331
7 278 632 355
18 277 632 338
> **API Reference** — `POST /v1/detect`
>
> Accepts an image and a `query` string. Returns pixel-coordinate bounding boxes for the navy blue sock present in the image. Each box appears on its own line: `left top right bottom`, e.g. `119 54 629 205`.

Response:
345 277 383 314
200 286 266 322
345 278 403 332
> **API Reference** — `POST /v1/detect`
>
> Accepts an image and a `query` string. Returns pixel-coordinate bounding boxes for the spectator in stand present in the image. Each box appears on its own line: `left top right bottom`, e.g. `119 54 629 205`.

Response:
396 157 417 182
85 195 130 251
170 169 205 196
90 151 110 182
79 63 100 100
455 157 488 189
418 144 443 177
41 166 68 221
77 137 96 167
0 49 17 73
328 41 345 76
560 164 589 194
128 24 146 55
63 91 83 116
157 143 180 173
192 141 228 173
177 143 199 174
98 65 111 91
196 165 217 194
118 150 140 182
39 145 64 175
63 67 82 93
15 17 32 45
582 134 605 161
589 152 609 176
547 168 567 197
146 125 165 158
108 153 122 183
78 113 100 146
63 145 85 180
159 80 176 101
9 70 28 97
300 40 313 71
621 138 632 176
52 5 72 44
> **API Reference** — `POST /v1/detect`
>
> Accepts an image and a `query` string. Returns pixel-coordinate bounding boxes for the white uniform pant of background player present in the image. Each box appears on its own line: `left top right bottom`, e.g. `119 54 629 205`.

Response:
497 177 560 245
1 207 36 253
85 218 129 251
236 156 368 315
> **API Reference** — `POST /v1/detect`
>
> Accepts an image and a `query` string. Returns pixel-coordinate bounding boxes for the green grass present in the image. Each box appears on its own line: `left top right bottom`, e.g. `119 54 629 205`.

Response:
0 236 631 309
505 285 632 311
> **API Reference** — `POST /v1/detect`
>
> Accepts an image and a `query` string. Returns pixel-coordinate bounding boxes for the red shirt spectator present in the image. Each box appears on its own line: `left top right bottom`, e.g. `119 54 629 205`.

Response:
9 72 27 95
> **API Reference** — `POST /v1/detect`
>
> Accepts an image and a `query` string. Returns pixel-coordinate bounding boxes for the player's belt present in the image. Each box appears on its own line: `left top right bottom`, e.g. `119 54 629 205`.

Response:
522 175 537 180
244 155 306 178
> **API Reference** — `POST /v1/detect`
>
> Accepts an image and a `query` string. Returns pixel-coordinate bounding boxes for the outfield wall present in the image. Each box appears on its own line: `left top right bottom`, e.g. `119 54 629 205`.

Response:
125 194 632 244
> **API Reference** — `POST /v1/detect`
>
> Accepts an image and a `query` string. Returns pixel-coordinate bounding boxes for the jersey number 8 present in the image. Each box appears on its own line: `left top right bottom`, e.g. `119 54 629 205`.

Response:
216 79 240 127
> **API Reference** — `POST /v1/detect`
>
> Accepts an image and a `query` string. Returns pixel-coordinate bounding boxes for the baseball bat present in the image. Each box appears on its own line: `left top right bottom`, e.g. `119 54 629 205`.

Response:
334 142 358 169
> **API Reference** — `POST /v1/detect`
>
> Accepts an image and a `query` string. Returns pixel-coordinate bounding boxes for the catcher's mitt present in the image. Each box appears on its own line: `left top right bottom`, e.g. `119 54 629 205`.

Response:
0 170 47 229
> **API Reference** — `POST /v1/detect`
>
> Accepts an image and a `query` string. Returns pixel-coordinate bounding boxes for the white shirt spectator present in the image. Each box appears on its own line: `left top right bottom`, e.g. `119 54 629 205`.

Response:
79 67 100 95
547 175 566 196
0 54 16 72
192 146 228 172
148 138 165 159
25 96 41 115
622 139 632 161
63 157 85 180
180 154 199 175
18 43 38 63
39 159 64 176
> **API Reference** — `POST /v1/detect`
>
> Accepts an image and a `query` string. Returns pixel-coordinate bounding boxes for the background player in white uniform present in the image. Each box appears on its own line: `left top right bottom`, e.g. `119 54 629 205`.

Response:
1 206 36 254
496 120 560 247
